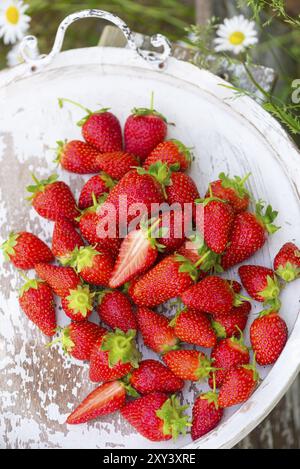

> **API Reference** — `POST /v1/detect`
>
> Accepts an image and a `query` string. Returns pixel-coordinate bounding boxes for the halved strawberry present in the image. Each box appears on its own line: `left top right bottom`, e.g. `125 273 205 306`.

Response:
66 380 126 424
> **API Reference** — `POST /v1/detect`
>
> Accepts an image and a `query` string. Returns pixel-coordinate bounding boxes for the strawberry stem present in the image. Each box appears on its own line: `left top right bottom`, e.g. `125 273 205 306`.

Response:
100 329 141 368
156 395 191 440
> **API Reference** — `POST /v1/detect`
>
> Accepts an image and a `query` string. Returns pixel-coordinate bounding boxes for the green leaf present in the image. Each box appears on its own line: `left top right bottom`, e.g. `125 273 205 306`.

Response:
156 395 191 440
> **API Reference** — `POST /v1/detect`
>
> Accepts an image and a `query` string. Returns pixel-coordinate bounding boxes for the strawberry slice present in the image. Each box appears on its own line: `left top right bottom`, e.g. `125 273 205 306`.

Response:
66 380 126 424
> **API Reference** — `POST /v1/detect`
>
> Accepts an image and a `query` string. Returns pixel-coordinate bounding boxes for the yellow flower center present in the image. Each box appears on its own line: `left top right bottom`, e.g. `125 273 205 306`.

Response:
229 31 245 45
6 6 20 25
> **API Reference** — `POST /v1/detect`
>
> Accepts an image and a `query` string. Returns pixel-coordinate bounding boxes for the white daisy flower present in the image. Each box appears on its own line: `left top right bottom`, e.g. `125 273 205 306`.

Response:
214 15 258 55
7 40 39 67
0 1 31 45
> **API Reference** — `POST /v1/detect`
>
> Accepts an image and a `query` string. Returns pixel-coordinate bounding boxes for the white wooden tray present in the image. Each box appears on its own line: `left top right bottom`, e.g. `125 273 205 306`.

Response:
0 10 300 450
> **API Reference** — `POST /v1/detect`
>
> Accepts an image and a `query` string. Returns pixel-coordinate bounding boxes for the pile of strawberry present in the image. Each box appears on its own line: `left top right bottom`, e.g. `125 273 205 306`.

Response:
2 95 300 444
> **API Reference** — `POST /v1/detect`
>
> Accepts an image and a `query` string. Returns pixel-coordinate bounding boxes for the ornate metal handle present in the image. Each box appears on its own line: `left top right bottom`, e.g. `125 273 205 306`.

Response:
19 9 171 70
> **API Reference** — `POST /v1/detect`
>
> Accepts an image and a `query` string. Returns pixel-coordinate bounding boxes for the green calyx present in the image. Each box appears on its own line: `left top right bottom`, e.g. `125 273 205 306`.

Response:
229 328 248 352
255 200 280 234
66 285 94 317
156 395 191 440
233 293 252 307
171 139 193 166
100 172 117 190
169 307 186 328
68 245 99 273
58 97 110 126
219 172 251 199
121 374 140 398
175 254 199 282
259 275 281 310
1 232 19 261
75 193 108 221
140 216 168 252
131 92 167 123
276 262 300 283
200 391 219 410
243 354 260 382
19 276 42 297
100 328 141 368
211 320 227 339
47 326 74 354
136 161 177 199
26 173 58 200
193 241 223 274
195 355 216 381
54 140 66 164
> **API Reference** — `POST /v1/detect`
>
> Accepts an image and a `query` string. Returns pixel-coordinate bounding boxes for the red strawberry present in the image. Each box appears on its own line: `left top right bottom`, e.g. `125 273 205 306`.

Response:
78 173 116 210
158 209 191 253
58 98 122 152
2 232 53 270
109 217 164 289
250 310 288 365
52 321 106 360
124 96 167 161
129 254 198 307
206 173 251 213
196 197 234 254
61 284 94 322
212 301 251 339
177 236 222 273
136 307 179 353
143 140 192 171
170 308 216 348
227 279 242 294
67 380 126 425
163 349 214 381
95 152 139 180
166 172 200 210
89 329 141 382
18 277 56 336
27 174 78 223
78 198 121 257
239 264 281 309
221 201 279 270
208 334 250 388
129 359 184 395
274 242 300 282
68 245 114 287
52 220 84 263
97 290 137 332
121 393 190 441
191 391 223 440
181 276 237 316
55 140 101 174
35 263 80 297
218 363 259 408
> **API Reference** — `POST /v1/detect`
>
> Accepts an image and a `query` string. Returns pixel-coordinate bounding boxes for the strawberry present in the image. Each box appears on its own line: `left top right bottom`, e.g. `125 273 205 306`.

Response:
78 197 121 257
212 301 251 339
143 140 192 171
163 349 214 381
129 359 184 395
95 151 139 180
221 201 279 270
18 277 56 336
55 140 101 174
27 174 78 223
78 173 116 210
170 308 216 348
129 254 198 307
124 95 167 161
136 307 179 353
35 263 80 297
158 209 191 253
166 172 200 210
51 220 84 263
208 334 250 388
109 217 165 289
218 363 259 408
195 196 234 254
2 232 53 270
239 264 281 309
206 173 251 213
191 390 223 440
68 245 114 287
177 236 222 273
273 242 300 282
61 284 94 322
67 380 126 425
97 290 137 332
58 98 122 152
121 393 190 441
51 321 106 360
250 310 288 365
181 276 238 316
89 329 141 382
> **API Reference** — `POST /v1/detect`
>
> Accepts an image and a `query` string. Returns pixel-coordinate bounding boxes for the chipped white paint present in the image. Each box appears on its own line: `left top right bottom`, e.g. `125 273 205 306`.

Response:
0 47 300 449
